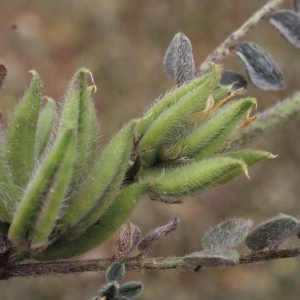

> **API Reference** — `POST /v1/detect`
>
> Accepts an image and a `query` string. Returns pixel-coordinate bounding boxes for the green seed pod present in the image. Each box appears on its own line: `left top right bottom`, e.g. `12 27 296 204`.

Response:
183 249 239 268
6 71 42 189
34 97 56 160
118 281 143 299
106 262 125 283
0 134 20 222
202 218 253 251
135 64 222 141
163 98 256 162
8 128 75 247
33 181 150 260
57 121 136 234
138 65 222 165
30 132 76 252
84 86 100 174
226 150 276 166
246 214 299 251
212 85 232 104
142 157 247 202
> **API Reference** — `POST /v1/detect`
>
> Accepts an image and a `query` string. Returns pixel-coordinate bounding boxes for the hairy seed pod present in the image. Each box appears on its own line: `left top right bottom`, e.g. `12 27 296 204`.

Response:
135 65 222 141
163 98 256 161
8 128 75 246
57 121 136 234
138 65 222 165
57 68 97 190
183 250 239 268
33 181 150 260
34 97 56 160
6 71 42 189
141 157 247 202
0 134 20 222
29 132 76 252
84 86 100 174
226 150 276 166
212 85 232 104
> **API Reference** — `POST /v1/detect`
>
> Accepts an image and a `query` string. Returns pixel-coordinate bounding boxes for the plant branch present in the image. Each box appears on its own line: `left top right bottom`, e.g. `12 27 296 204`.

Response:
1 246 300 279
231 91 300 149
197 0 285 75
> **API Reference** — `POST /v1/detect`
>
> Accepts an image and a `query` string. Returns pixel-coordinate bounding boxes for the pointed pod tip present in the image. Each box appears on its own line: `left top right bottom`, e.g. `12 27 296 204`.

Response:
268 153 278 159
243 164 251 179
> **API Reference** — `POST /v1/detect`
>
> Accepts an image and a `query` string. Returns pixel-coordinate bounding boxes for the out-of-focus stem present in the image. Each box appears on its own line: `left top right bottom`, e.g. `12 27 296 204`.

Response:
1 246 300 279
231 92 300 148
197 0 285 75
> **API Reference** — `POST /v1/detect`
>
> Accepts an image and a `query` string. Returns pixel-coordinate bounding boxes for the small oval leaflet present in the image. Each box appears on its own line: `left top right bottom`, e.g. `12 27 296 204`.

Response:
164 32 195 85
202 218 253 251
269 10 300 49
183 250 239 268
246 214 299 251
235 42 285 90
293 0 300 12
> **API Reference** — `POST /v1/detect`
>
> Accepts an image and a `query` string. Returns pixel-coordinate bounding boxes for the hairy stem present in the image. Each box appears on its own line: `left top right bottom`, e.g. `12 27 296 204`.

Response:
1 246 300 279
231 91 300 148
197 0 285 75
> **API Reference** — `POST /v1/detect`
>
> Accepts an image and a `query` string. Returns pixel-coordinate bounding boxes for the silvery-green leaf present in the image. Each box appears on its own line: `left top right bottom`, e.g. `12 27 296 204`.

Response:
269 10 300 48
164 32 195 85
118 281 143 299
106 262 125 283
293 0 300 12
235 42 284 90
202 218 253 251
246 214 299 250
183 250 239 268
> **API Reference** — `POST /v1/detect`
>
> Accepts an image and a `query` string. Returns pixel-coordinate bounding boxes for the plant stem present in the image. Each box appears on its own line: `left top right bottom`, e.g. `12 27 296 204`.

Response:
197 0 285 75
231 91 300 148
1 246 300 279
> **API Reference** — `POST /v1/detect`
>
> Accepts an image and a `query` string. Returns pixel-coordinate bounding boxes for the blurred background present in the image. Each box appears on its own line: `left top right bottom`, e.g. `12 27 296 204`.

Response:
1 0 300 299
